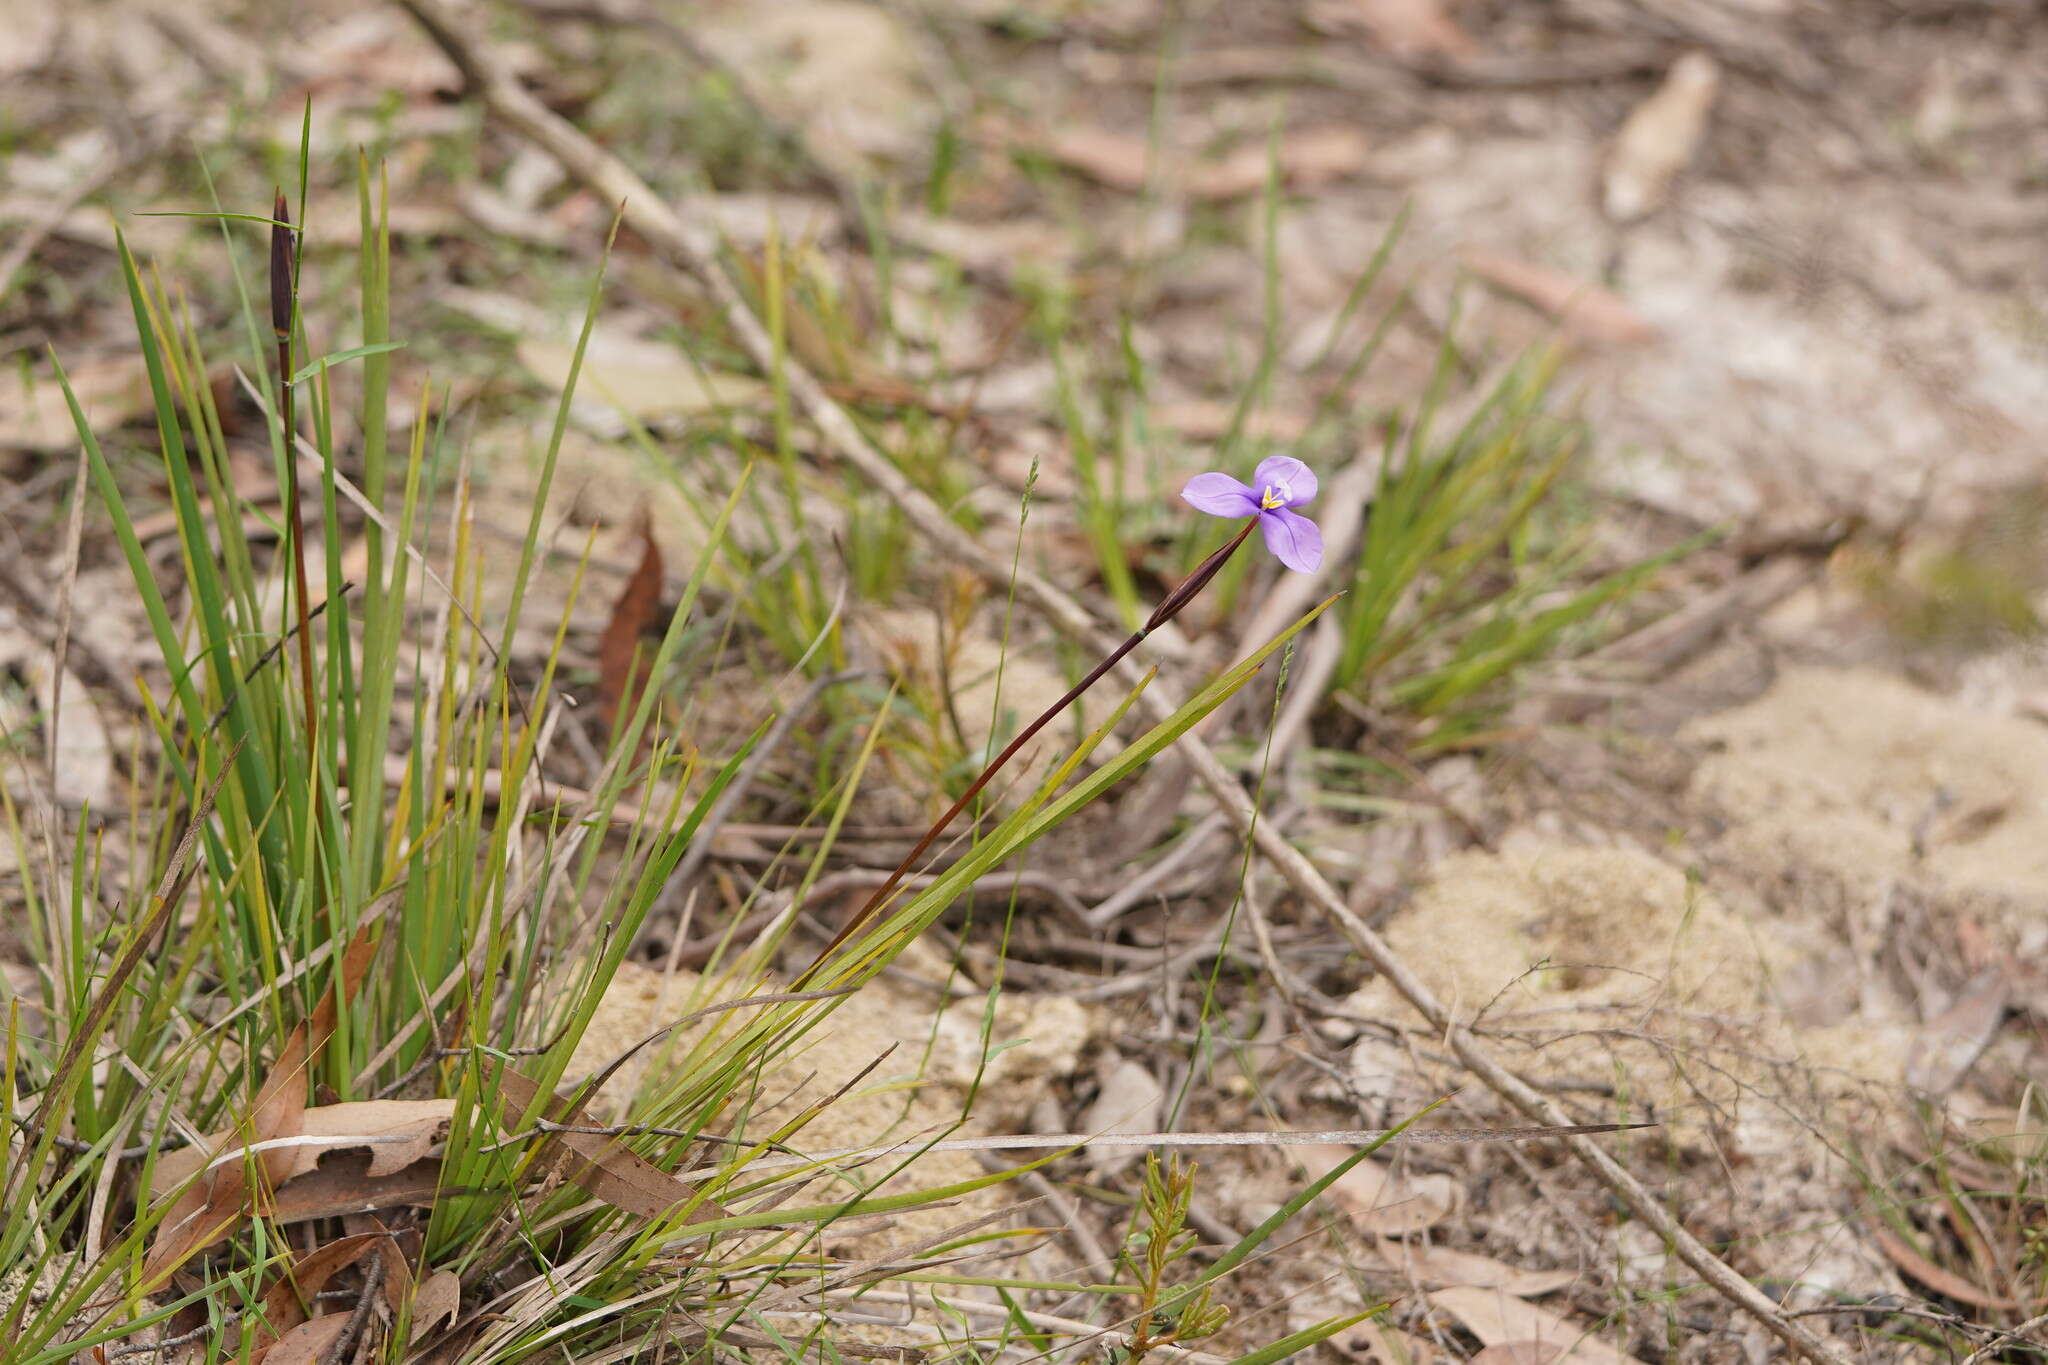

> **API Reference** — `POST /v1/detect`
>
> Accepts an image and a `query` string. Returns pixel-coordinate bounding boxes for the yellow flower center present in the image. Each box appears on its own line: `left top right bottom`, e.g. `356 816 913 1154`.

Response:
1260 483 1287 510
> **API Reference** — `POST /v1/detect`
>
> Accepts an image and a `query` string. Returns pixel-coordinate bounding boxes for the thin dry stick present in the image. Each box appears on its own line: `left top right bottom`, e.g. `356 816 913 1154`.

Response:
391 8 1854 1360
1082 811 1229 929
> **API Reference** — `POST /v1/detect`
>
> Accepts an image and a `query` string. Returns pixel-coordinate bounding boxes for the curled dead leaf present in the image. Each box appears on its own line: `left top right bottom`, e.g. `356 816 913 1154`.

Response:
1309 0 1477 63
516 333 769 423
1904 967 2010 1096
994 119 1367 201
1186 128 1371 200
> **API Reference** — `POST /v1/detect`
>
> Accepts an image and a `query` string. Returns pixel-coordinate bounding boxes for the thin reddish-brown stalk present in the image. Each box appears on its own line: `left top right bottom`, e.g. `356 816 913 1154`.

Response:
271 191 317 758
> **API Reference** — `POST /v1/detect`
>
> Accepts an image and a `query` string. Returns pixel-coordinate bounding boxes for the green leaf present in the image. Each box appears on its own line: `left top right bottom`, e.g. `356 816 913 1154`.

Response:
289 340 406 385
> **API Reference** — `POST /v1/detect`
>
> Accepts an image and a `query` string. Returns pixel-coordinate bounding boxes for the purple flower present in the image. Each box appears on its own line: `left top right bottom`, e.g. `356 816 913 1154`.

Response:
1181 455 1323 573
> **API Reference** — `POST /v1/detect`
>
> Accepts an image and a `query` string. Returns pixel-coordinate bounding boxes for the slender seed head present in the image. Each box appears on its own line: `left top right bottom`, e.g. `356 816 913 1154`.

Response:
269 191 293 342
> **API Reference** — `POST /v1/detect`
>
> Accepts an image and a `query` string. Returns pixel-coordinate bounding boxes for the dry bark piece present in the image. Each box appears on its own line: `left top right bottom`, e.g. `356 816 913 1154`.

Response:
1462 250 1658 348
1602 51 1721 223
1430 1286 1636 1364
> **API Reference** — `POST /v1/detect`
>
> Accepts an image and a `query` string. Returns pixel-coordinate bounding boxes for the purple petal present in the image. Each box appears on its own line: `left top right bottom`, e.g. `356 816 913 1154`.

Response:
1252 455 1317 507
1181 472 1260 518
1259 508 1323 574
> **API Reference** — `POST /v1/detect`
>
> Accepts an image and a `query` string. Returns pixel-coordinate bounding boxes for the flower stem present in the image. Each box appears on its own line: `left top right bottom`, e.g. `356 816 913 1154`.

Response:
798 519 1258 980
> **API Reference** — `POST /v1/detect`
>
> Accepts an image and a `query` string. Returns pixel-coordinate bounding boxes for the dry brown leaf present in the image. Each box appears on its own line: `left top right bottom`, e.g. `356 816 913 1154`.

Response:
1871 1226 2022 1310
1471 1345 1567 1365
248 1231 384 1355
271 1153 445 1224
1365 1239 1576 1296
1187 128 1372 200
492 1063 730 1224
1037 125 1153 191
1312 0 1477 62
1904 967 2010 1095
598 518 664 734
409 1269 461 1345
516 334 770 422
153 1099 454 1192
0 355 152 452
260 1314 350 1365
1296 1144 1460 1235
1019 122 1368 200
1429 1287 1635 1365
1462 250 1659 348
1603 52 1721 223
